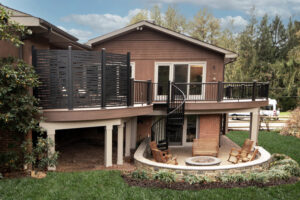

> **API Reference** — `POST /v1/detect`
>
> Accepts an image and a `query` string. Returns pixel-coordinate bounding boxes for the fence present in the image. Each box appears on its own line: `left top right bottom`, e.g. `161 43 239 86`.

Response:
33 47 132 109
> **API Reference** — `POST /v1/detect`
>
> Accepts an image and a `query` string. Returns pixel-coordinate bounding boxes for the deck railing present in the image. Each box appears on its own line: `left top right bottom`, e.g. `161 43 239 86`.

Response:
33 48 153 110
153 81 269 102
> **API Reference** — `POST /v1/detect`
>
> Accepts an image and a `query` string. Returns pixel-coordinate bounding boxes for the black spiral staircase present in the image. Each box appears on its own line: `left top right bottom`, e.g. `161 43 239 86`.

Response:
151 81 186 150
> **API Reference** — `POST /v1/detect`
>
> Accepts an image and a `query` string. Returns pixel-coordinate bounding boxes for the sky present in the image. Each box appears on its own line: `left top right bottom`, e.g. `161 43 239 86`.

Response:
1 0 300 43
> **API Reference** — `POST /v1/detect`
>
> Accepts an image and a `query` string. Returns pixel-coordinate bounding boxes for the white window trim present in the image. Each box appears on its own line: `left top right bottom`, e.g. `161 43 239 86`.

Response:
130 62 135 79
154 61 207 100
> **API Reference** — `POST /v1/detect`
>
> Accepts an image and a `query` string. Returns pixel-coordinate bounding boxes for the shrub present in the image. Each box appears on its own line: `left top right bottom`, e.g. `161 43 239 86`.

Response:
153 171 175 183
22 137 58 171
280 107 300 138
218 173 249 183
0 172 2 179
183 174 211 184
131 170 150 180
0 151 21 172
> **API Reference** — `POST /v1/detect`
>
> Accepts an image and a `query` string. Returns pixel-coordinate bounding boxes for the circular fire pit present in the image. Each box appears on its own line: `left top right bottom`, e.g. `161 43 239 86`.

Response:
185 156 221 166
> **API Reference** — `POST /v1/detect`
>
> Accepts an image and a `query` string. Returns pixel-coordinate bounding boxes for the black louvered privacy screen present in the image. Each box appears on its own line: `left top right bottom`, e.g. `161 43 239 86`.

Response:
33 48 132 109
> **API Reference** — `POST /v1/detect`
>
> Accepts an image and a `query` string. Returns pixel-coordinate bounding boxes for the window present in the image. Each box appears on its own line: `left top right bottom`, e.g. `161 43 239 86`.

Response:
186 115 197 142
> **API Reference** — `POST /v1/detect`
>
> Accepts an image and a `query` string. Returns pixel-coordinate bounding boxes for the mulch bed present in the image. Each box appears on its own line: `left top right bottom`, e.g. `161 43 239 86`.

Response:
122 175 299 190
1 171 30 179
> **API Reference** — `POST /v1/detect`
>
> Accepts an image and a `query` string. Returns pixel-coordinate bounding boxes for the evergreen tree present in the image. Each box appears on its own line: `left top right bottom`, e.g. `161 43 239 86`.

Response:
270 15 288 59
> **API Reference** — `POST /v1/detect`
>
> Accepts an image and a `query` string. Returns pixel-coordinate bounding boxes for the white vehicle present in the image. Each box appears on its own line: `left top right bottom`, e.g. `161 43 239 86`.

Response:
230 98 280 120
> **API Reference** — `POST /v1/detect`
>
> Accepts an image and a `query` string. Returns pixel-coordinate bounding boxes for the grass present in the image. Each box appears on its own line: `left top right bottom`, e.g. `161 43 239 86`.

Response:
279 112 291 117
0 131 300 200
227 131 300 164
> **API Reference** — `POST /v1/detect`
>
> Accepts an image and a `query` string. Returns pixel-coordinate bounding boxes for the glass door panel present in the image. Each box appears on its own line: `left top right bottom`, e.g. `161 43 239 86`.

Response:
156 65 170 100
174 64 188 95
189 65 204 98
186 115 197 142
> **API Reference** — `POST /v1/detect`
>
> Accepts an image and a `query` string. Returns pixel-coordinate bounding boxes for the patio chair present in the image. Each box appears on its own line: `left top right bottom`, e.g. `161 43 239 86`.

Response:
227 139 254 164
149 141 172 158
151 149 178 165
240 148 259 162
192 138 219 157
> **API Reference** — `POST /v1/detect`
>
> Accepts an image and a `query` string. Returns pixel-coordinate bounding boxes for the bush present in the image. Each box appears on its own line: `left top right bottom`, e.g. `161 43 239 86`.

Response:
280 107 300 138
0 172 2 179
0 151 21 172
218 173 249 183
153 171 175 183
183 174 211 184
22 137 58 171
131 170 150 180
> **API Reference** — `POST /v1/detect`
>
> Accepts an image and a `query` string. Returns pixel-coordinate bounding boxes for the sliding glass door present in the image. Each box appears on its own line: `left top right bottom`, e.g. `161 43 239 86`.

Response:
155 62 206 100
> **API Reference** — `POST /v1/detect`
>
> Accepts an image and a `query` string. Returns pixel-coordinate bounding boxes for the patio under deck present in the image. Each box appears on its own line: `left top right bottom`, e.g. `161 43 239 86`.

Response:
168 135 245 166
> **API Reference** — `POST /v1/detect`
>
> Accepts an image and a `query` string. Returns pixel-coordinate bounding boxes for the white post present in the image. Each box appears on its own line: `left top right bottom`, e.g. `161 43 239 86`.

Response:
130 117 137 150
250 108 260 145
125 120 131 157
47 129 56 171
105 125 113 167
117 124 124 165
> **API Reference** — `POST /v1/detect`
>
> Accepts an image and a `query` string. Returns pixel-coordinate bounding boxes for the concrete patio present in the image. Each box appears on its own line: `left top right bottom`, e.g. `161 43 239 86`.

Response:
169 135 245 166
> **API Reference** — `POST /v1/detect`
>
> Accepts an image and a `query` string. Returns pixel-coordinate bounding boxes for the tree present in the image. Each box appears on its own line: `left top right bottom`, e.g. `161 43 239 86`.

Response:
150 5 163 26
189 8 220 44
270 15 288 59
163 5 187 33
129 10 148 25
235 8 258 82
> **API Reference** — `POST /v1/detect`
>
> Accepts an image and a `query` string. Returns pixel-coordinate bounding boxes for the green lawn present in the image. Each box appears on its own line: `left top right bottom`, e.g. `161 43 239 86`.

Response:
0 131 300 200
279 112 291 117
227 131 300 164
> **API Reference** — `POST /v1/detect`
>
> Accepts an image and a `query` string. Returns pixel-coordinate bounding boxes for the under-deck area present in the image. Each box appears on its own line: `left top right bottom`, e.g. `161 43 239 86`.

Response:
55 127 135 172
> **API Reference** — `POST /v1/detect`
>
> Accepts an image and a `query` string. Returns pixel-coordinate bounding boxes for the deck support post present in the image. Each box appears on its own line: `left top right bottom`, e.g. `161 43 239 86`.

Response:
250 108 260 146
117 124 124 165
105 125 113 167
125 120 132 157
47 129 56 171
130 117 137 150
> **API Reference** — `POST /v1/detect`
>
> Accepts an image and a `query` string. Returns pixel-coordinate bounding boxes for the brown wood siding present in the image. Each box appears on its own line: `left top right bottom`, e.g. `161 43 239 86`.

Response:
92 27 225 82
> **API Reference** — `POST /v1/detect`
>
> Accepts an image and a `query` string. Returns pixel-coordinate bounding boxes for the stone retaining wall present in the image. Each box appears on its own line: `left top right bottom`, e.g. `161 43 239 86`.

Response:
134 137 272 178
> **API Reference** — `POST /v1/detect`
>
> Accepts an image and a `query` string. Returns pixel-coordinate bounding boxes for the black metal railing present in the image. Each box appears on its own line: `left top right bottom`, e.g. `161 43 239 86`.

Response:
153 81 269 102
133 80 152 105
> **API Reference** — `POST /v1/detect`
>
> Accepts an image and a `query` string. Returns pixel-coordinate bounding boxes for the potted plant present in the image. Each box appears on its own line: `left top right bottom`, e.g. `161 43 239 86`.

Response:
22 137 58 178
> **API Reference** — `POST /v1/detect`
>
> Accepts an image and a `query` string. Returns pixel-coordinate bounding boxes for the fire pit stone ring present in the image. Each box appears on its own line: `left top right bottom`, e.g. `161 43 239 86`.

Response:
185 156 221 166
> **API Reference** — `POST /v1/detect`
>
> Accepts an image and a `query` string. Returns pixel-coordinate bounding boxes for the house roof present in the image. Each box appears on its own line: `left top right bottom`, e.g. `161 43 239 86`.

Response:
0 4 90 50
86 20 237 59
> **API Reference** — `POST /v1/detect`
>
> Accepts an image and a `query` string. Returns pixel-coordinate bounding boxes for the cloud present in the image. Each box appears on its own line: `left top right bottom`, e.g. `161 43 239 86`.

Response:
58 26 93 42
147 0 298 18
61 9 144 35
220 16 248 32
